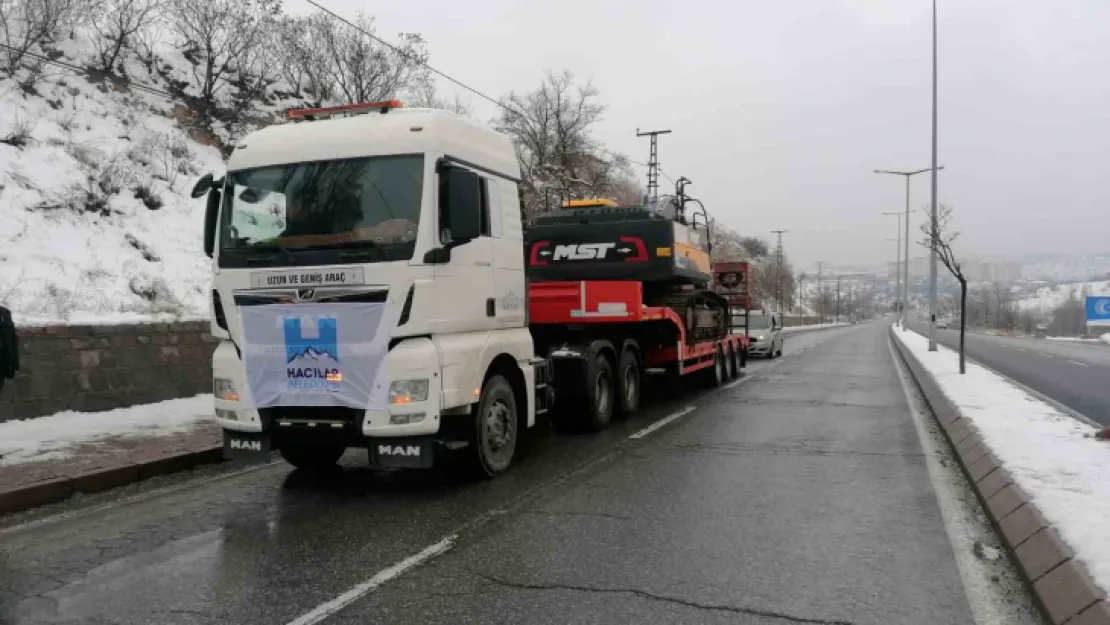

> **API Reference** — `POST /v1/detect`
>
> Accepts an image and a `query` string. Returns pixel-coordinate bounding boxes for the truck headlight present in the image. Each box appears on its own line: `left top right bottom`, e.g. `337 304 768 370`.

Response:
215 377 239 402
389 379 429 404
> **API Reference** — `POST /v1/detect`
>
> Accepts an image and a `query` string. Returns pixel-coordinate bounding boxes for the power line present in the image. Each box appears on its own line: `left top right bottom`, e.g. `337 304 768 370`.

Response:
306 0 523 118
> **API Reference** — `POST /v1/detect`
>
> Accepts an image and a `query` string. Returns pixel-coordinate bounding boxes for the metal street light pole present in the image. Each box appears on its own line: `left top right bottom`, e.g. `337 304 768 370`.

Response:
883 213 902 322
874 166 944 328
928 0 940 350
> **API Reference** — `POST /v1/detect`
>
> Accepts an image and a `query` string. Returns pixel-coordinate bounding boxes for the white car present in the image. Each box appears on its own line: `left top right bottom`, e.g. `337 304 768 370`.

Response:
743 310 783 358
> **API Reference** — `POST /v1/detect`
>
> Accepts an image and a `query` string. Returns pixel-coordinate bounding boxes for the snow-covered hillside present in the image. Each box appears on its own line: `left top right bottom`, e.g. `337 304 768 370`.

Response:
1016 280 1110 314
0 35 266 324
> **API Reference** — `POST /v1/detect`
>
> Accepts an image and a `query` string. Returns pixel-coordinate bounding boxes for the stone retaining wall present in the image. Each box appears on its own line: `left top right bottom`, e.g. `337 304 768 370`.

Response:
0 321 216 422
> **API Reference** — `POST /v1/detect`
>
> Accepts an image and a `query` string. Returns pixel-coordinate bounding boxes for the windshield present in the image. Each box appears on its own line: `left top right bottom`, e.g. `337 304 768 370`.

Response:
746 316 772 330
219 155 424 260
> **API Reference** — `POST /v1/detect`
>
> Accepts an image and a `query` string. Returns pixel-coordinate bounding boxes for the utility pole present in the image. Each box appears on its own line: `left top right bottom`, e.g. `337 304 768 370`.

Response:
816 262 824 323
636 128 671 206
771 230 787 312
928 0 940 350
836 276 841 321
883 212 902 322
874 166 943 328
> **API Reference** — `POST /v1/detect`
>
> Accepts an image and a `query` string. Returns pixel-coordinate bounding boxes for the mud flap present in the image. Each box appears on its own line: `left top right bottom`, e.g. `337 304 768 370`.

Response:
368 438 435 469
222 430 272 462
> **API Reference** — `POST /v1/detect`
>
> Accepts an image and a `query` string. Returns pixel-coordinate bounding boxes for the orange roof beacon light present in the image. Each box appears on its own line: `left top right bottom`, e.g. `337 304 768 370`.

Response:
287 100 404 121
562 198 619 209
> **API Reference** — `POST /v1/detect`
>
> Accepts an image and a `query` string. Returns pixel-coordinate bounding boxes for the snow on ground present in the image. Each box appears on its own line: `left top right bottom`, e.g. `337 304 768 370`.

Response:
1016 280 1110 314
0 27 302 326
0 394 213 466
893 329 1110 593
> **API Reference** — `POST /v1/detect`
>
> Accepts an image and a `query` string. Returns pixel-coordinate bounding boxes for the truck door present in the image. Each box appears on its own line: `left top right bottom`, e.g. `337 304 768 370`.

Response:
488 178 526 328
430 166 497 334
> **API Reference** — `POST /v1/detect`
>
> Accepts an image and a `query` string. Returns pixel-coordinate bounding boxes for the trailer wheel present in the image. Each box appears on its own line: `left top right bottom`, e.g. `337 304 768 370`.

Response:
468 374 518 478
725 346 737 380
582 352 615 431
279 444 345 470
707 347 725 388
615 347 641 420
739 345 748 369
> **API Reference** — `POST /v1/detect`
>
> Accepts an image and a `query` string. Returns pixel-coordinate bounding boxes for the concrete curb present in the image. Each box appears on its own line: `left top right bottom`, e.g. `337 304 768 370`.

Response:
890 326 1109 625
0 446 223 517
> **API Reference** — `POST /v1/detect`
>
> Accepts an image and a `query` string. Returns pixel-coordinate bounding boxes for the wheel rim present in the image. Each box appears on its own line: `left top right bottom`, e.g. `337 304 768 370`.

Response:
596 370 612 416
623 364 638 406
482 397 515 468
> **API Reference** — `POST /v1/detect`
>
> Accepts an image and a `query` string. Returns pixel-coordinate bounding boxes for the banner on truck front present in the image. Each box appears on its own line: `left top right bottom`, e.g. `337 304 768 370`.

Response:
239 303 389 410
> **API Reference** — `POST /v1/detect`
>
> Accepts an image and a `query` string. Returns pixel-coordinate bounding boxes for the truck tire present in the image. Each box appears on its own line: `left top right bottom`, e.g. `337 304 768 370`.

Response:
740 345 748 369
706 347 725 388
725 346 737 380
279 444 345 470
468 374 518 478
615 347 641 420
582 351 615 431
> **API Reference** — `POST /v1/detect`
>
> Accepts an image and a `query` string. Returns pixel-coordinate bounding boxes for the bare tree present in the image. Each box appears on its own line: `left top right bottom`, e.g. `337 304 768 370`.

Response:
86 0 161 74
166 0 279 119
496 71 629 218
404 78 472 116
275 14 332 102
318 13 427 105
0 0 78 74
920 204 968 373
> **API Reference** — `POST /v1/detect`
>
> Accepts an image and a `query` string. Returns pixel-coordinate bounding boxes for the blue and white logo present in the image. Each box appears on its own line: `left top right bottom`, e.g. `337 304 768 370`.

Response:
1087 296 1110 326
283 315 342 392
240 302 389 410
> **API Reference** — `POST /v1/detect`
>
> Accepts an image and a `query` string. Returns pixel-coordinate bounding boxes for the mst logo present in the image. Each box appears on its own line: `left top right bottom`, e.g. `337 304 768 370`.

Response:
552 243 616 261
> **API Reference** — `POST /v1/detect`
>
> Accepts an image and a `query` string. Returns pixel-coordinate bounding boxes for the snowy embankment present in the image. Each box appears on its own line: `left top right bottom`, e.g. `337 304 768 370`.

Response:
783 322 848 334
1047 334 1110 345
0 394 212 466
893 329 1110 595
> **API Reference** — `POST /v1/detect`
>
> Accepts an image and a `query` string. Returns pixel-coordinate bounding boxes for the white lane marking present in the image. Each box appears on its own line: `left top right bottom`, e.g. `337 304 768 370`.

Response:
285 535 457 625
1035 351 1055 358
1067 359 1089 368
628 406 696 439
888 338 1041 625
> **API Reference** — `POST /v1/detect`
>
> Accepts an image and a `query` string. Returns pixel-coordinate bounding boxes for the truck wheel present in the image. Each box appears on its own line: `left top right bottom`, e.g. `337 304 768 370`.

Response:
583 352 615 431
615 348 641 420
468 374 518 478
725 346 737 380
707 348 725 387
279 444 345 470
740 346 748 369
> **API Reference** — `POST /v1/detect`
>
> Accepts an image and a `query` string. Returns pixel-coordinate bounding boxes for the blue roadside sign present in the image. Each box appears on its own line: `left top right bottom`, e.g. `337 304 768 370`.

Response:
1086 296 1110 327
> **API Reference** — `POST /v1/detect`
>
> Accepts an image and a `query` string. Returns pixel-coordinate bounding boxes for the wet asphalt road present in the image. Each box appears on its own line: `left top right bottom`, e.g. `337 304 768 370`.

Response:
0 324 980 625
907 321 1110 425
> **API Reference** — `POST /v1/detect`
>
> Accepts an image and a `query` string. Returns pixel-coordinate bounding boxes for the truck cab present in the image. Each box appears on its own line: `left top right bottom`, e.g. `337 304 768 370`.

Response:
195 101 543 477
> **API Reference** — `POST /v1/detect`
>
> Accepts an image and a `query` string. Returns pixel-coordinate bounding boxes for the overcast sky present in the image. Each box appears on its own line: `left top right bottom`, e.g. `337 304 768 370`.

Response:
287 0 1109 272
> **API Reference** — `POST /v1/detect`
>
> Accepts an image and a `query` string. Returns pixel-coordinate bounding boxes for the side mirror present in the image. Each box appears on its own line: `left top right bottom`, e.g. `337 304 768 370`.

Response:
440 166 482 243
203 188 221 258
191 173 215 199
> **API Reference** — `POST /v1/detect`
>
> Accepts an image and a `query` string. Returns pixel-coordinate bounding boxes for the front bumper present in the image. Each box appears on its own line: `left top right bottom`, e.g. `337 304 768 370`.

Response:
211 338 448 440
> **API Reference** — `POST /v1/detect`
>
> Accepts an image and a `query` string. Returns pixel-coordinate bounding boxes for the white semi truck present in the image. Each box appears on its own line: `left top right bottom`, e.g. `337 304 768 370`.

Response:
194 100 746 477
